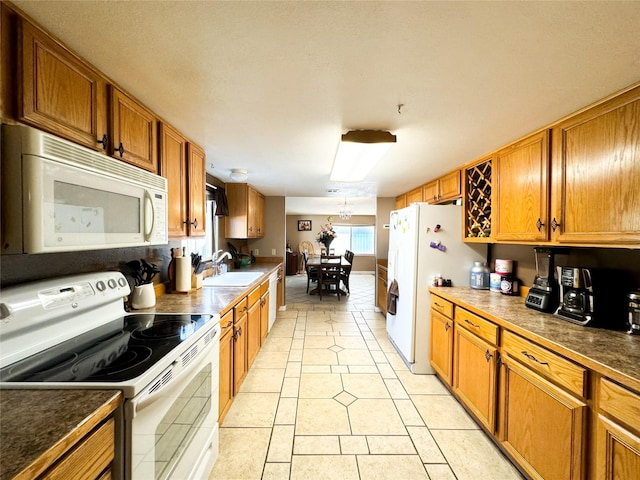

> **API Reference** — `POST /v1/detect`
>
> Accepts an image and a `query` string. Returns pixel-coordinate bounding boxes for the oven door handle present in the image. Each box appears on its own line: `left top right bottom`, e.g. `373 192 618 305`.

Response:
126 333 218 420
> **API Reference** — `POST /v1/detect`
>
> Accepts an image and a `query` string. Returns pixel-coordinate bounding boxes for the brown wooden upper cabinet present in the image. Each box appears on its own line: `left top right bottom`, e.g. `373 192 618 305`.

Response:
494 130 550 242
109 86 158 173
423 170 461 204
394 194 407 210
551 85 640 245
405 186 423 204
186 142 207 237
160 123 206 237
225 183 265 239
19 19 108 151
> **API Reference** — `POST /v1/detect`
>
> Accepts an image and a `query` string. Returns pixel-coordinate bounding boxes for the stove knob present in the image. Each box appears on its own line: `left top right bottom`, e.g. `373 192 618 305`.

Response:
117 277 127 287
108 279 117 289
96 281 106 292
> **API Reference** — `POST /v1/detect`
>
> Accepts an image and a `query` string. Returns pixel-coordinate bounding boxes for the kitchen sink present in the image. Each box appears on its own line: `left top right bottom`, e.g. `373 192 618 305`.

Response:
202 271 263 287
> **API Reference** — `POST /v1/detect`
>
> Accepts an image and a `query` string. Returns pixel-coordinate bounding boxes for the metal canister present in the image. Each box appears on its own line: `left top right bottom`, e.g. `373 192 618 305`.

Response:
470 261 490 290
500 275 519 295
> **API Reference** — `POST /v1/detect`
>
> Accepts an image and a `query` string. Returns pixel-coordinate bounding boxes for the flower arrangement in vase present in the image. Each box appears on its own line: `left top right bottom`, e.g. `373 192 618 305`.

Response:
316 216 337 252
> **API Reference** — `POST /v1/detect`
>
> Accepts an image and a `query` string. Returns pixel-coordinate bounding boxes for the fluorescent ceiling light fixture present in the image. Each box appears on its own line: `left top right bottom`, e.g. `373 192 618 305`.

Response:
330 130 396 182
229 168 248 182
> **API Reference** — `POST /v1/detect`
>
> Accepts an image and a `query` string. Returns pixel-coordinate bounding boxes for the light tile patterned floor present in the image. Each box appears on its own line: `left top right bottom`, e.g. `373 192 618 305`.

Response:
209 273 524 480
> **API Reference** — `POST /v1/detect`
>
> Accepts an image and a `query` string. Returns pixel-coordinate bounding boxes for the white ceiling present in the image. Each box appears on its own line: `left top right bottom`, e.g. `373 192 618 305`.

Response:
11 1 640 216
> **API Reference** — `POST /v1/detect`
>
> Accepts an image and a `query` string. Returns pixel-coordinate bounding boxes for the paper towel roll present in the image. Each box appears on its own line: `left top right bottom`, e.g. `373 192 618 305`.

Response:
175 256 191 292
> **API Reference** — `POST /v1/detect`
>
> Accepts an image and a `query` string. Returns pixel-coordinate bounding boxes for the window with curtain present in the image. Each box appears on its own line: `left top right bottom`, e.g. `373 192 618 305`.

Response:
331 225 375 255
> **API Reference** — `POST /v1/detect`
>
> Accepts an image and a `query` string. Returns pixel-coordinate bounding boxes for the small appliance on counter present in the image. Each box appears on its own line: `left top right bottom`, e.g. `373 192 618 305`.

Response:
627 291 640 335
554 266 631 329
525 247 565 312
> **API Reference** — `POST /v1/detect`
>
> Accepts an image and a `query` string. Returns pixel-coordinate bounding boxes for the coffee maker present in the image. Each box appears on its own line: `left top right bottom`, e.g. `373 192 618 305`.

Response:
525 247 564 312
555 267 595 325
554 267 630 329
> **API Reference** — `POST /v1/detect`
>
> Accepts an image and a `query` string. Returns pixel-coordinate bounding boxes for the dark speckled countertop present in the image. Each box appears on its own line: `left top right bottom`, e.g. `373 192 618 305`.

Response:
430 286 640 392
136 263 282 315
0 389 121 479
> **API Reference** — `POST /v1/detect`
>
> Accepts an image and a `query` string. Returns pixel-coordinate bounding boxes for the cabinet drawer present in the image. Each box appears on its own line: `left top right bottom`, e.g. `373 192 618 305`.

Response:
502 331 586 397
233 298 248 323
260 280 269 296
248 286 261 307
430 295 453 318
455 307 498 345
600 378 640 431
220 309 234 335
42 418 114 480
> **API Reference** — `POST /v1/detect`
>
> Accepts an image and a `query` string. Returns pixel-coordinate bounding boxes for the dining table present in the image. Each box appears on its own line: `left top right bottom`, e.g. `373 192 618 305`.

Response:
306 255 351 295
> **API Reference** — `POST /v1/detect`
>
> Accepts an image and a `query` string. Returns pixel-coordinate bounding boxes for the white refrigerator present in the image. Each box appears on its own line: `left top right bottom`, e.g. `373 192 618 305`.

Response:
386 203 486 374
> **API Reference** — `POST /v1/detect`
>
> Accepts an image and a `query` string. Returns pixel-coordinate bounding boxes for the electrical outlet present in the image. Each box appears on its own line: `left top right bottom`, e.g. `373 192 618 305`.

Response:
254 249 259 256
271 248 276 255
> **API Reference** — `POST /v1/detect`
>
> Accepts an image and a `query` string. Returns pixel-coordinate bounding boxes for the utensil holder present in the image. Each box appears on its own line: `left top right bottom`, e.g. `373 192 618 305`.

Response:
192 273 203 289
131 283 156 309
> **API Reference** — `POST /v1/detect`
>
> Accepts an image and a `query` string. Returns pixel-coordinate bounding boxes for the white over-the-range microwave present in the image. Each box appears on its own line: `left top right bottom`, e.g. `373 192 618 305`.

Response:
1 124 168 254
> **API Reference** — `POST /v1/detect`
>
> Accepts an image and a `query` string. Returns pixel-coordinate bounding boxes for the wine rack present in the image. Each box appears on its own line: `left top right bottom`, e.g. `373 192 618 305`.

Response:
465 159 492 239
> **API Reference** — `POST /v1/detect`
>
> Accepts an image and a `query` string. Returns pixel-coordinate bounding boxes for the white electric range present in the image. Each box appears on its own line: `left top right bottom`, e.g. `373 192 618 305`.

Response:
0 272 220 480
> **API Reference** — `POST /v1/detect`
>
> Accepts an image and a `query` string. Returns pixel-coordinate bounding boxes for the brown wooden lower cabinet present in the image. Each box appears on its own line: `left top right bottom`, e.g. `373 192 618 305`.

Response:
246 288 261 370
453 324 498 432
596 415 640 480
595 378 640 480
429 309 453 385
41 418 114 480
218 269 279 423
233 299 248 395
218 309 234 422
499 356 587 480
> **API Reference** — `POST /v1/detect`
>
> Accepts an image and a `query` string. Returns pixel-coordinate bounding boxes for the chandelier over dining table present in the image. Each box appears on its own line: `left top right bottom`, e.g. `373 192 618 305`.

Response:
337 197 353 220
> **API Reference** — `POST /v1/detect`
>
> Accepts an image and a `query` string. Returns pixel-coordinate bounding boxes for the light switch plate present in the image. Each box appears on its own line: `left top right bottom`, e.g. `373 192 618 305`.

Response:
271 248 276 255
254 249 259 255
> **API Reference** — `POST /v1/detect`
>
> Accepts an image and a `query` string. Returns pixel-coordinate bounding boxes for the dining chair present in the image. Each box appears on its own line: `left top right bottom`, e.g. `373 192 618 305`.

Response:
318 259 341 300
340 251 354 294
303 251 319 293
298 241 315 273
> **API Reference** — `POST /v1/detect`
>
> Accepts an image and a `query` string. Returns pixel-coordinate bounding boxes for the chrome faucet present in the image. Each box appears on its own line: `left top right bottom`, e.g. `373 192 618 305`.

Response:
213 250 232 275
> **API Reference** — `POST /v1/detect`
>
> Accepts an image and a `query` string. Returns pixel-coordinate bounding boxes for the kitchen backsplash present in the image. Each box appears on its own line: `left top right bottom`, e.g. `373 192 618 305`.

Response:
490 244 640 291
0 242 182 288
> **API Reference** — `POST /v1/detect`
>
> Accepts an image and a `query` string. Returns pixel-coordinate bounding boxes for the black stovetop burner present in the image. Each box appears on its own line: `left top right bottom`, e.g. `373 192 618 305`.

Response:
0 313 214 383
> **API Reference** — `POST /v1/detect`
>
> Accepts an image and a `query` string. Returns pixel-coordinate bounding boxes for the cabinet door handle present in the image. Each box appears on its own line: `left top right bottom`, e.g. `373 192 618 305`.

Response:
464 318 480 328
226 320 233 328
551 218 560 232
521 350 549 365
183 218 198 229
536 218 544 231
114 142 125 157
444 323 451 331
485 349 493 362
97 134 108 150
